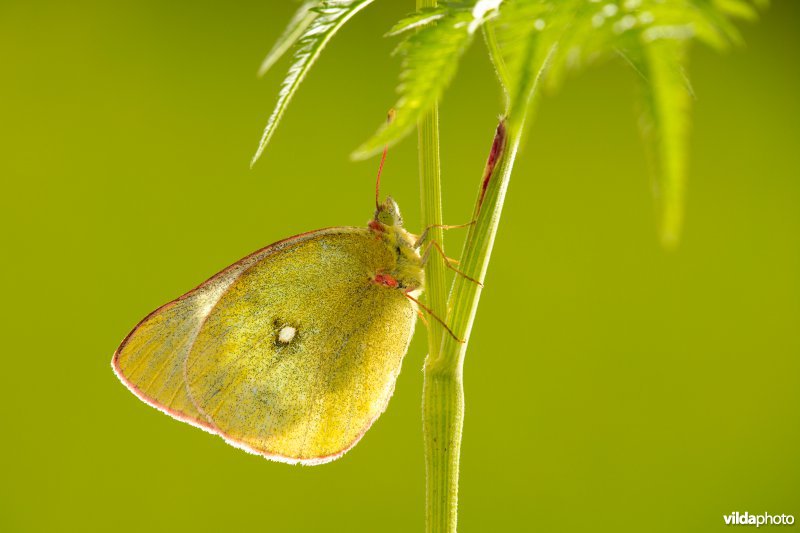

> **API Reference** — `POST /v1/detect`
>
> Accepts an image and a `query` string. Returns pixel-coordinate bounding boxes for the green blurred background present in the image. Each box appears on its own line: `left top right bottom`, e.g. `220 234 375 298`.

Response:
1 1 797 531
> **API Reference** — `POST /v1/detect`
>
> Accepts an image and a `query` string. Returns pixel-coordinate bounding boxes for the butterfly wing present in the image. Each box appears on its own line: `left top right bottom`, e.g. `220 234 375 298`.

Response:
113 228 417 464
112 249 263 432
112 232 329 431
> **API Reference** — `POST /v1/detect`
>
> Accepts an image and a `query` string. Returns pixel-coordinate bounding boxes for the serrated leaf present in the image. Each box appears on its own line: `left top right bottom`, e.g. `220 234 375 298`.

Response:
491 0 759 99
489 1 555 128
258 1 320 77
386 7 447 37
491 0 568 101
353 1 502 160
484 0 762 246
633 39 692 249
252 0 376 166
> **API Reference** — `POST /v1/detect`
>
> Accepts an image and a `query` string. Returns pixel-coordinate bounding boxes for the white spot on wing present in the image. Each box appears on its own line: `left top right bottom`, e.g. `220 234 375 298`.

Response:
278 326 297 344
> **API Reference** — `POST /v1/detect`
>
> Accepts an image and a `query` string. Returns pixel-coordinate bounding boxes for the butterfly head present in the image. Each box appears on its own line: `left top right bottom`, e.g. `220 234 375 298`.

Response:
369 196 423 293
374 196 403 227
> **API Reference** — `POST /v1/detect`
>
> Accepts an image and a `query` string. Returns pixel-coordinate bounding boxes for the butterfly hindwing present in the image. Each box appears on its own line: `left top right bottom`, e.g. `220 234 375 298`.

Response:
112 262 250 431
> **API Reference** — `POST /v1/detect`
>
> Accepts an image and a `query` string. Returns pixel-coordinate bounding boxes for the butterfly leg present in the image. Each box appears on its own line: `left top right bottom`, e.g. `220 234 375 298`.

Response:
403 290 464 344
416 309 430 328
420 241 483 288
413 220 476 249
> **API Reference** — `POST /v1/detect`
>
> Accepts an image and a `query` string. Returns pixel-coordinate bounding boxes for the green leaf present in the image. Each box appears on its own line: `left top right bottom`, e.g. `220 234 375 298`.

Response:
353 1 502 160
257 1 320 77
713 0 760 20
252 0 376 166
488 0 559 115
386 7 447 37
485 0 762 246
632 39 692 249
490 0 760 97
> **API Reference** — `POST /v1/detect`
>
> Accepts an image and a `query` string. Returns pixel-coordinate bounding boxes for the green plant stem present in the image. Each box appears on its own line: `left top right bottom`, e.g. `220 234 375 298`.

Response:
421 117 518 533
418 103 447 361
419 119 520 533
419 105 459 532
418 77 453 533
435 120 518 369
415 0 455 531
419 3 546 530
421 19 547 531
421 361 462 533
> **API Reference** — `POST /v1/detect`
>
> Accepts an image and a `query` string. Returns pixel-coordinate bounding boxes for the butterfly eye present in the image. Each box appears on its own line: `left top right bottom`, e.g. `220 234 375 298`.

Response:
375 196 403 226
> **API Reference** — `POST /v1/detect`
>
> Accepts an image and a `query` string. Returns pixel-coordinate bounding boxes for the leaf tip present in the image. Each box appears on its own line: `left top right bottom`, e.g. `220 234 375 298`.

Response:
350 142 382 162
256 61 273 79
250 143 266 168
658 206 684 250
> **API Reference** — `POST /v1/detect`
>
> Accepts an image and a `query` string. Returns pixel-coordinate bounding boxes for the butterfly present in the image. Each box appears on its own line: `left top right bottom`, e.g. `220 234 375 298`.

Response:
111 191 433 465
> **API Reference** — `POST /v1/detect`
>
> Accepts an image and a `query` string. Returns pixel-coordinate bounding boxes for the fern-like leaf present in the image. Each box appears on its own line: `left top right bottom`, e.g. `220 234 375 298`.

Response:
258 1 320 77
487 0 761 246
353 1 503 160
487 0 557 117
386 7 448 37
252 0 376 166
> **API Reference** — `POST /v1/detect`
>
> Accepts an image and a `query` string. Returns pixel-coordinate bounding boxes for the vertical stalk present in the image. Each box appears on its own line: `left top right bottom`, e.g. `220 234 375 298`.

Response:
420 17 546 532
420 7 543 533
421 119 516 533
421 361 462 533
415 1 458 533
418 104 447 359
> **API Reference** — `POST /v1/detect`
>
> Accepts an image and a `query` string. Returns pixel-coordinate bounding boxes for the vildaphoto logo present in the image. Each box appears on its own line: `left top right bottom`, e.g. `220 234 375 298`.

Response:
723 512 795 527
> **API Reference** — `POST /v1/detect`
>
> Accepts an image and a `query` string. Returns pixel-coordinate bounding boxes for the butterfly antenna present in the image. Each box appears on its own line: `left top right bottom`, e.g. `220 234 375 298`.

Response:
375 144 387 210
375 109 396 210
